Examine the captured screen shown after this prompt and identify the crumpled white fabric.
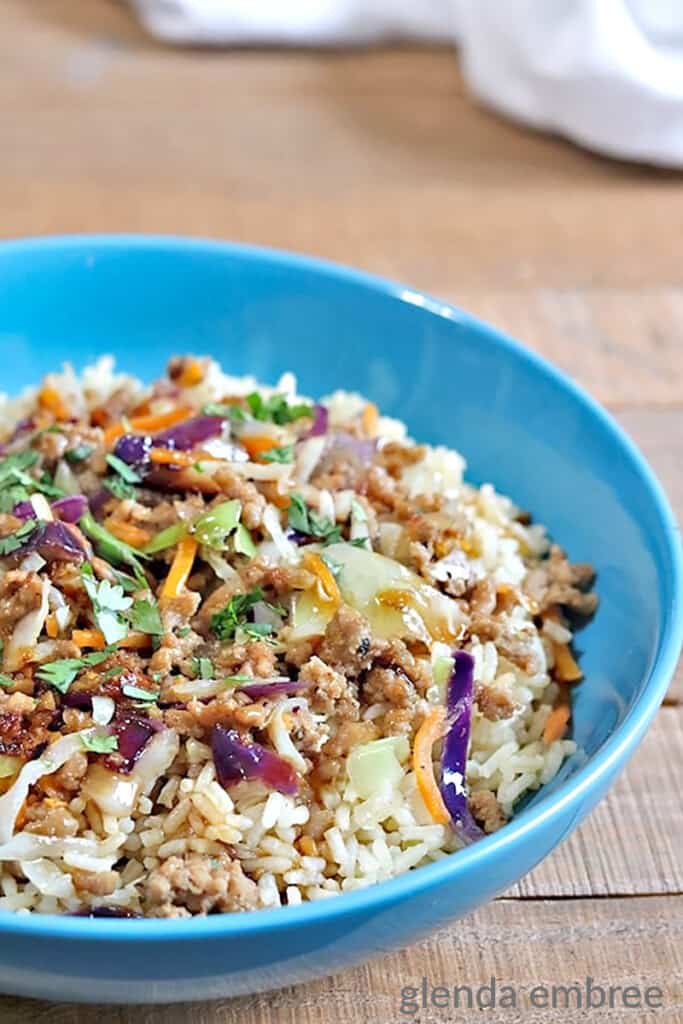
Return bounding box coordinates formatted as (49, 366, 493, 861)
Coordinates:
(132, 0, 683, 166)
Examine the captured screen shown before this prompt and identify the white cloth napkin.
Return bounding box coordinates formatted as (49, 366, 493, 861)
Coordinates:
(132, 0, 683, 166)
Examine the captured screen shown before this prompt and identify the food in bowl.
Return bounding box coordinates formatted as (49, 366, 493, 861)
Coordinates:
(0, 356, 596, 918)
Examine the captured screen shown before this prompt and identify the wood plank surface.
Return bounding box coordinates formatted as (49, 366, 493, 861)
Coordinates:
(4, 896, 681, 1024)
(0, 0, 681, 1020)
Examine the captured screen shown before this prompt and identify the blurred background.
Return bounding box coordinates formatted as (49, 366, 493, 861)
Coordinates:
(2, 0, 682, 413)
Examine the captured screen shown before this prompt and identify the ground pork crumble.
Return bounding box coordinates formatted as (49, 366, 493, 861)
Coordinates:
(0, 356, 596, 917)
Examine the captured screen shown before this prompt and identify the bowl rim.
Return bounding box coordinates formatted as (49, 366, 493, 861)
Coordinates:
(0, 232, 680, 942)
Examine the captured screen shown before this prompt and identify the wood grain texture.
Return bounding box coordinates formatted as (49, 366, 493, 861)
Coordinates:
(0, 1, 682, 1019)
(3, 896, 681, 1024)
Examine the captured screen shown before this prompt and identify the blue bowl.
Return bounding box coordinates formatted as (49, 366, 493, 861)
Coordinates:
(0, 236, 680, 1004)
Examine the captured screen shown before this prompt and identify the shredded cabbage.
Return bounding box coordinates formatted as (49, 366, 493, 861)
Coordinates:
(347, 736, 409, 798)
(0, 730, 84, 843)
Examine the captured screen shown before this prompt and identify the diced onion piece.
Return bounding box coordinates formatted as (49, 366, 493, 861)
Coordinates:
(129, 728, 180, 796)
(19, 551, 46, 574)
(29, 493, 53, 522)
(20, 858, 76, 899)
(0, 731, 87, 843)
(82, 763, 140, 818)
(347, 737, 409, 798)
(4, 578, 50, 672)
(295, 436, 326, 484)
(263, 505, 298, 564)
(267, 698, 309, 773)
(92, 695, 115, 726)
(0, 755, 21, 780)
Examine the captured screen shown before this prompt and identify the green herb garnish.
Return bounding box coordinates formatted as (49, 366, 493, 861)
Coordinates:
(245, 392, 312, 426)
(0, 518, 39, 556)
(36, 650, 110, 694)
(202, 402, 246, 422)
(259, 444, 295, 464)
(241, 623, 273, 640)
(79, 512, 149, 581)
(81, 568, 133, 645)
(121, 682, 160, 703)
(80, 732, 119, 755)
(210, 587, 265, 642)
(129, 598, 163, 636)
(143, 521, 187, 556)
(192, 656, 214, 679)
(65, 444, 94, 465)
(0, 674, 14, 688)
(287, 493, 341, 545)
(193, 500, 241, 550)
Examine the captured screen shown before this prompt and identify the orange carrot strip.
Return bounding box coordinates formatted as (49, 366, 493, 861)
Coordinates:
(103, 518, 151, 549)
(412, 706, 450, 825)
(161, 534, 198, 601)
(72, 628, 106, 650)
(38, 386, 70, 422)
(302, 551, 341, 607)
(552, 642, 583, 682)
(177, 359, 205, 388)
(148, 448, 196, 468)
(241, 434, 281, 462)
(118, 631, 154, 651)
(45, 614, 59, 639)
(543, 703, 571, 744)
(103, 406, 194, 448)
(361, 401, 379, 437)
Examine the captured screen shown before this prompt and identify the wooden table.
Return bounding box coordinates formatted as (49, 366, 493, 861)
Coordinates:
(1, 2, 682, 1021)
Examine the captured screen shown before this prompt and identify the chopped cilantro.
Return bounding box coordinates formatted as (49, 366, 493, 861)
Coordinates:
(202, 402, 246, 422)
(0, 518, 39, 556)
(241, 622, 273, 640)
(176, 626, 191, 638)
(210, 587, 265, 642)
(65, 444, 94, 464)
(245, 392, 312, 426)
(121, 682, 160, 703)
(0, 674, 14, 688)
(259, 444, 294, 464)
(80, 732, 118, 754)
(104, 475, 137, 501)
(101, 666, 125, 680)
(0, 450, 39, 489)
(36, 650, 110, 694)
(349, 537, 370, 549)
(287, 493, 342, 545)
(81, 569, 133, 645)
(0, 484, 30, 514)
(35, 471, 65, 499)
(129, 598, 163, 636)
(223, 673, 253, 686)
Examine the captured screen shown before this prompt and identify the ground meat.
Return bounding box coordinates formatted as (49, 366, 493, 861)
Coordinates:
(0, 570, 45, 645)
(365, 466, 444, 519)
(210, 639, 278, 679)
(0, 690, 57, 759)
(143, 851, 259, 917)
(523, 544, 597, 617)
(213, 468, 267, 530)
(39, 750, 89, 798)
(376, 442, 426, 478)
(70, 868, 119, 896)
(160, 590, 202, 633)
(318, 606, 374, 678)
(372, 638, 431, 692)
(298, 656, 360, 719)
(468, 578, 497, 616)
(470, 790, 507, 833)
(24, 799, 79, 838)
(0, 513, 22, 538)
(469, 615, 543, 676)
(474, 683, 516, 721)
(191, 580, 243, 637)
(240, 558, 314, 597)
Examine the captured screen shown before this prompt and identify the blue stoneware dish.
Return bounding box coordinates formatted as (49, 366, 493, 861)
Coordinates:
(0, 236, 680, 1004)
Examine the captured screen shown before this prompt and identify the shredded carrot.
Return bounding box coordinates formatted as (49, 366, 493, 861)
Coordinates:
(177, 359, 205, 388)
(361, 401, 379, 437)
(45, 614, 59, 639)
(241, 434, 281, 462)
(72, 628, 106, 650)
(103, 518, 151, 549)
(72, 628, 153, 652)
(103, 405, 194, 447)
(161, 534, 198, 601)
(148, 447, 195, 468)
(543, 703, 571, 744)
(302, 551, 341, 607)
(552, 642, 583, 682)
(129, 398, 152, 418)
(38, 385, 70, 422)
(412, 706, 450, 825)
